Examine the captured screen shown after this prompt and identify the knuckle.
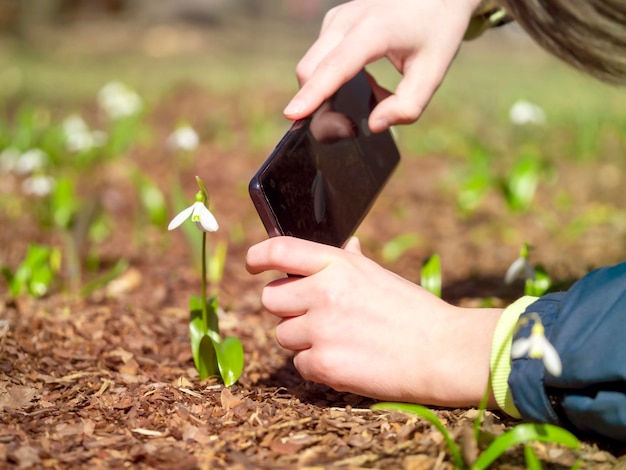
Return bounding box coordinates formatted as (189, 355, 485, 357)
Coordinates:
(266, 238, 289, 266)
(394, 103, 422, 123)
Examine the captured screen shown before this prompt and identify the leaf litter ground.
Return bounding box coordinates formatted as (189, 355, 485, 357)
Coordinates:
(2, 86, 626, 469)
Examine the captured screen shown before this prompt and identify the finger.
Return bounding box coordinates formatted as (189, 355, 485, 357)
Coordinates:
(246, 236, 339, 277)
(261, 276, 310, 318)
(275, 316, 312, 351)
(363, 70, 392, 104)
(295, 29, 344, 86)
(284, 33, 385, 120)
(368, 55, 449, 132)
(343, 236, 362, 254)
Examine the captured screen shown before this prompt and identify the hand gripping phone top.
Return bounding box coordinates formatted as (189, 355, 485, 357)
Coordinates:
(249, 71, 400, 247)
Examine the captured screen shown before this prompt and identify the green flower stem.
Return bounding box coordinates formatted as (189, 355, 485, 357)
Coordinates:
(201, 231, 207, 330)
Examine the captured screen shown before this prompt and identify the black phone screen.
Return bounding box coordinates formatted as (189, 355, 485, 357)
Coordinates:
(250, 71, 400, 247)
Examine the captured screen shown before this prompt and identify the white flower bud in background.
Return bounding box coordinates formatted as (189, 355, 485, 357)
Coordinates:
(14, 148, 47, 175)
(98, 81, 143, 120)
(62, 115, 107, 152)
(21, 175, 56, 197)
(509, 100, 546, 126)
(167, 125, 200, 152)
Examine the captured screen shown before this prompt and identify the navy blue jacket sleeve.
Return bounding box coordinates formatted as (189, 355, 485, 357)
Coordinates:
(509, 261, 626, 442)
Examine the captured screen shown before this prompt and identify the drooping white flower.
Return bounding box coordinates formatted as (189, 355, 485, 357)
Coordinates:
(62, 115, 107, 152)
(14, 148, 47, 175)
(509, 100, 546, 126)
(511, 320, 562, 376)
(504, 256, 535, 285)
(168, 191, 218, 232)
(167, 125, 200, 152)
(21, 174, 55, 197)
(504, 243, 535, 284)
(98, 81, 143, 120)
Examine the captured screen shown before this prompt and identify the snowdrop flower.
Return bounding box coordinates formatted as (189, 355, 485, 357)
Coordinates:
(14, 148, 47, 175)
(21, 175, 55, 197)
(504, 242, 535, 284)
(511, 317, 562, 376)
(62, 115, 107, 152)
(168, 191, 218, 233)
(98, 81, 143, 120)
(0, 147, 20, 173)
(509, 100, 546, 126)
(167, 125, 199, 152)
(504, 256, 535, 284)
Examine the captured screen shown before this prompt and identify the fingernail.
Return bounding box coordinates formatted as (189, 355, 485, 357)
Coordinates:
(284, 100, 305, 116)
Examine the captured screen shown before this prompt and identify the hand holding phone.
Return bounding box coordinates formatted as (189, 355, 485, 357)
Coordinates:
(249, 71, 400, 247)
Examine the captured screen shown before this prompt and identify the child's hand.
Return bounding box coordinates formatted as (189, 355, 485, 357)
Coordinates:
(246, 236, 502, 407)
(283, 0, 481, 132)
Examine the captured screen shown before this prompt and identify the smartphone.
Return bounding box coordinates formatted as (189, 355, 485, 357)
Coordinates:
(249, 71, 400, 247)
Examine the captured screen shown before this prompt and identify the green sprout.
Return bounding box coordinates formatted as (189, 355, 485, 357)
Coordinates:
(456, 147, 493, 215)
(381, 233, 423, 264)
(2, 243, 61, 298)
(501, 152, 543, 213)
(168, 176, 243, 386)
(421, 253, 442, 298)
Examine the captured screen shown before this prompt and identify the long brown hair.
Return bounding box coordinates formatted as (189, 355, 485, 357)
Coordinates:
(499, 0, 626, 85)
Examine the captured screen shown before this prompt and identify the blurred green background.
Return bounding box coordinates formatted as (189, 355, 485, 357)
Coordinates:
(2, 0, 626, 293)
(2, 0, 626, 162)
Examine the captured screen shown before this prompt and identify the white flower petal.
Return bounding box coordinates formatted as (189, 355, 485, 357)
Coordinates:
(192, 203, 219, 232)
(511, 337, 530, 359)
(541, 339, 562, 376)
(504, 258, 525, 284)
(167, 204, 194, 231)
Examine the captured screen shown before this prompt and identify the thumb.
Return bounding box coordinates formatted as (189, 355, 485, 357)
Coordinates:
(344, 236, 362, 254)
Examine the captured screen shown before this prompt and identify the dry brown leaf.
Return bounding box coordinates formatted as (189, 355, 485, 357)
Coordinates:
(403, 454, 437, 470)
(12, 445, 40, 469)
(106, 267, 142, 297)
(0, 385, 38, 410)
(220, 387, 243, 410)
(269, 437, 305, 455)
(55, 422, 86, 438)
(107, 347, 134, 363)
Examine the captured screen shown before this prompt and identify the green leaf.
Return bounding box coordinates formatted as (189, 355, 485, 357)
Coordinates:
(137, 175, 167, 226)
(503, 154, 541, 212)
(196, 334, 218, 380)
(381, 233, 422, 263)
(525, 265, 552, 297)
(51, 177, 78, 229)
(79, 258, 129, 297)
(472, 423, 580, 469)
(372, 402, 465, 469)
(212, 336, 244, 387)
(189, 294, 220, 376)
(524, 444, 542, 470)
(189, 295, 207, 371)
(208, 240, 228, 286)
(8, 244, 58, 298)
(421, 254, 442, 298)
